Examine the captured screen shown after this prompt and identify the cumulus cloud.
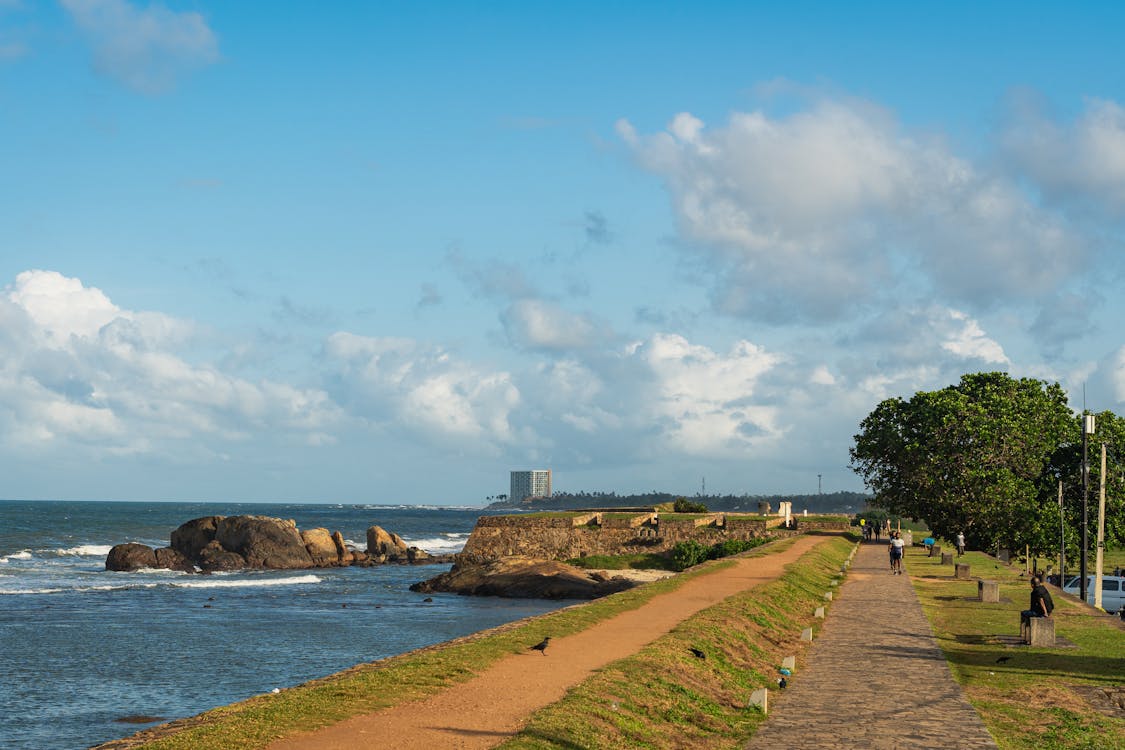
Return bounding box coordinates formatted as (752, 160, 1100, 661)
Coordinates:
(619, 99, 1083, 322)
(0, 270, 339, 455)
(61, 0, 219, 93)
(1001, 94, 1125, 214)
(501, 299, 612, 352)
(324, 332, 521, 447)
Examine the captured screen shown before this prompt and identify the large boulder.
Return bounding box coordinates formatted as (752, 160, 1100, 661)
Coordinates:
(170, 516, 223, 559)
(367, 525, 409, 560)
(410, 556, 638, 599)
(215, 515, 314, 569)
(197, 540, 247, 572)
(106, 543, 157, 571)
(154, 546, 195, 573)
(301, 527, 339, 567)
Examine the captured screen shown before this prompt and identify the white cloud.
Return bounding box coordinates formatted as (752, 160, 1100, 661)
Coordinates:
(939, 309, 1009, 364)
(500, 299, 611, 352)
(324, 332, 521, 446)
(1001, 96, 1125, 213)
(0, 270, 339, 456)
(61, 0, 219, 93)
(620, 99, 1083, 321)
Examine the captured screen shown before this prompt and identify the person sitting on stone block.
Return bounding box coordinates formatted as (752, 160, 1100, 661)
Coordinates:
(1020, 576, 1054, 627)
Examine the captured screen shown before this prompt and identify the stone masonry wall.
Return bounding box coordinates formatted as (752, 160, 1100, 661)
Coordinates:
(458, 512, 776, 564)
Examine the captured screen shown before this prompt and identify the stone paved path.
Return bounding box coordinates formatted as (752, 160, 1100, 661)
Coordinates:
(744, 541, 999, 750)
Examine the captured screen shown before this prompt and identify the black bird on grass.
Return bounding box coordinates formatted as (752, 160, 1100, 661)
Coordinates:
(689, 647, 706, 660)
(530, 636, 551, 655)
(776, 677, 787, 689)
(995, 656, 1011, 664)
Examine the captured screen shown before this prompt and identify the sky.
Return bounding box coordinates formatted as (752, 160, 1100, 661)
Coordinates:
(3, 1, 1125, 505)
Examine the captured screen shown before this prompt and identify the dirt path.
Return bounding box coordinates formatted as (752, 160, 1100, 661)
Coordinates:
(268, 534, 831, 750)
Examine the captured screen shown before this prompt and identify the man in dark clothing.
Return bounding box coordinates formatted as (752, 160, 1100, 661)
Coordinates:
(1020, 576, 1054, 627)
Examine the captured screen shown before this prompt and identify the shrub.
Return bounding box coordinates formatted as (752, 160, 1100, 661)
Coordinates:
(673, 497, 708, 513)
(707, 538, 765, 559)
(670, 540, 709, 571)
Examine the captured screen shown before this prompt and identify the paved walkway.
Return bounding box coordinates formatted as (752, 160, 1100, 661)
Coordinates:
(745, 541, 998, 750)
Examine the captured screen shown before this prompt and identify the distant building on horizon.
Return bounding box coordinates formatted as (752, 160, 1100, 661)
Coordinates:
(510, 469, 552, 503)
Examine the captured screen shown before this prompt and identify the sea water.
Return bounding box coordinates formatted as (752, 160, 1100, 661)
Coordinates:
(0, 500, 563, 750)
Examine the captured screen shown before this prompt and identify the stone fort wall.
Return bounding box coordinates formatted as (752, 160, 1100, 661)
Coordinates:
(458, 511, 849, 563)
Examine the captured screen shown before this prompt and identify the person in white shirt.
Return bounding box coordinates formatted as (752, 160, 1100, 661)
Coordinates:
(889, 531, 906, 574)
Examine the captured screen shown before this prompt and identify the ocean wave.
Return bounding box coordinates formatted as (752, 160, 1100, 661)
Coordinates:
(0, 550, 33, 563)
(171, 574, 321, 589)
(405, 533, 470, 553)
(0, 574, 322, 595)
(53, 544, 114, 557)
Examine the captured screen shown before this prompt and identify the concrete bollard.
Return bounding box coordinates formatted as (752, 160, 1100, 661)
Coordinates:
(749, 688, 768, 713)
(801, 627, 813, 641)
(929, 544, 942, 558)
(829, 579, 838, 587)
(782, 656, 796, 670)
(978, 579, 999, 603)
(814, 606, 825, 618)
(941, 552, 954, 565)
(824, 591, 833, 601)
(955, 563, 971, 579)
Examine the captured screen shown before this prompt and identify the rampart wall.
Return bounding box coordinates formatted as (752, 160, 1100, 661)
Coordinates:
(457, 511, 842, 563)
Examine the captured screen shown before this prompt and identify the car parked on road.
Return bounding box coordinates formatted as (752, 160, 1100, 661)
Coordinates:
(1061, 574, 1125, 614)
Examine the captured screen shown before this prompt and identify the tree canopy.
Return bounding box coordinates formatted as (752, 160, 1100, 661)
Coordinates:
(850, 372, 1124, 556)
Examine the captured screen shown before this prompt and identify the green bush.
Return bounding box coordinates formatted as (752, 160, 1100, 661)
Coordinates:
(670, 540, 709, 571)
(707, 538, 765, 559)
(673, 497, 708, 513)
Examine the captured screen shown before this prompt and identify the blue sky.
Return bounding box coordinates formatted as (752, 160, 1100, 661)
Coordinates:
(3, 1, 1125, 505)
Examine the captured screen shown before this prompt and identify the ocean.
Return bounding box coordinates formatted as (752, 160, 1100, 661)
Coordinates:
(0, 500, 564, 750)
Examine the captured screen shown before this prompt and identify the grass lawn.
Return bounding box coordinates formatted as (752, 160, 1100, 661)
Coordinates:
(907, 547, 1125, 750)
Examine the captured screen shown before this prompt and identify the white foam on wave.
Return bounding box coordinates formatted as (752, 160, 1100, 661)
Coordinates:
(0, 587, 65, 595)
(171, 574, 321, 590)
(0, 550, 33, 563)
(405, 533, 470, 553)
(54, 544, 114, 557)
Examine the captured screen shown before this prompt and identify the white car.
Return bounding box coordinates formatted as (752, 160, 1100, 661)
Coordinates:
(1061, 575, 1125, 614)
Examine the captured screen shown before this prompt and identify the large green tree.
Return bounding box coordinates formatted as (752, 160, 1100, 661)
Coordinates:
(850, 372, 1074, 553)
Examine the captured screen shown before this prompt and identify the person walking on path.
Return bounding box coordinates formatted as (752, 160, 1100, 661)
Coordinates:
(956, 532, 966, 556)
(889, 531, 905, 574)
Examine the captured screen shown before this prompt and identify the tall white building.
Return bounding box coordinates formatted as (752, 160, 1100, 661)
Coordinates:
(510, 469, 552, 502)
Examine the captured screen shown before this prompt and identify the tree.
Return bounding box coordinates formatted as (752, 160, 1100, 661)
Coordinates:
(850, 372, 1073, 554)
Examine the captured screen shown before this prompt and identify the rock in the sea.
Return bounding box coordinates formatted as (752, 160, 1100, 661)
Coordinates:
(154, 546, 195, 572)
(301, 527, 339, 567)
(170, 516, 223, 559)
(367, 525, 409, 560)
(106, 543, 157, 571)
(198, 539, 247, 572)
(407, 547, 432, 563)
(410, 556, 637, 599)
(216, 515, 314, 569)
(331, 531, 353, 565)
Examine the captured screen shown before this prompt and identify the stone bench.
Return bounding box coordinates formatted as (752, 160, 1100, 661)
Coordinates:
(977, 579, 999, 603)
(955, 563, 971, 579)
(1020, 616, 1055, 646)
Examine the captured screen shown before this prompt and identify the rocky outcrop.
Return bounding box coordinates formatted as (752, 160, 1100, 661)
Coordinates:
(106, 543, 158, 571)
(410, 556, 638, 599)
(107, 515, 450, 573)
(367, 525, 410, 560)
(215, 516, 313, 569)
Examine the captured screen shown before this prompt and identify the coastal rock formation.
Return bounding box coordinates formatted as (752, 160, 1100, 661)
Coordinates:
(215, 515, 313, 569)
(106, 515, 451, 573)
(106, 543, 158, 571)
(410, 556, 638, 599)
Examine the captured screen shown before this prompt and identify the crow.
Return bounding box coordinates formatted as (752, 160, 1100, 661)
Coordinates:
(995, 656, 1011, 664)
(776, 677, 787, 689)
(530, 636, 551, 655)
(689, 647, 706, 660)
